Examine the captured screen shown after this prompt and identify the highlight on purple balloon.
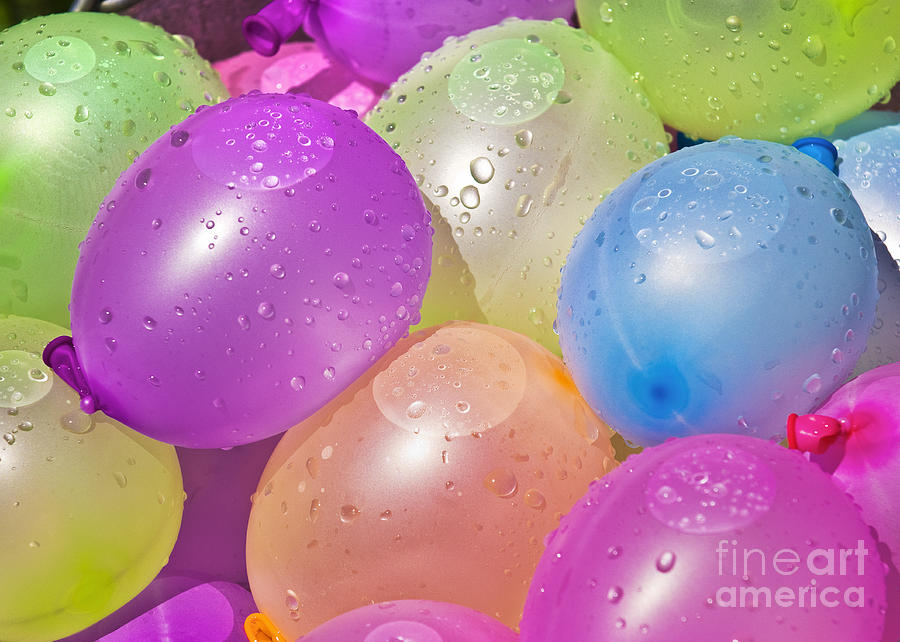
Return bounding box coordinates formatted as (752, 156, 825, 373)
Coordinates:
(243, 0, 575, 84)
(166, 434, 282, 584)
(790, 362, 900, 641)
(520, 433, 887, 641)
(248, 600, 518, 641)
(97, 582, 256, 642)
(48, 92, 432, 449)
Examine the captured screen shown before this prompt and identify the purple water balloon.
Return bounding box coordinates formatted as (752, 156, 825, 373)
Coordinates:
(53, 92, 432, 448)
(97, 582, 255, 642)
(243, 0, 574, 85)
(520, 434, 887, 641)
(294, 600, 518, 642)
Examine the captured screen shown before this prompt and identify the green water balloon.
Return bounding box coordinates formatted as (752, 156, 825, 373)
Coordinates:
(0, 12, 227, 327)
(0, 314, 183, 642)
(578, 0, 900, 142)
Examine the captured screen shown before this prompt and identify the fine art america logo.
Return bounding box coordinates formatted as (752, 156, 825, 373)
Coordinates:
(715, 539, 871, 608)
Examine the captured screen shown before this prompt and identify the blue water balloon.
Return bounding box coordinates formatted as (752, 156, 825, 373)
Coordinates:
(557, 137, 878, 446)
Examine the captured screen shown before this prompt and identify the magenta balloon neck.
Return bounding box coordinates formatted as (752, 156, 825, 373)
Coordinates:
(786, 413, 843, 454)
(243, 0, 313, 57)
(43, 336, 97, 415)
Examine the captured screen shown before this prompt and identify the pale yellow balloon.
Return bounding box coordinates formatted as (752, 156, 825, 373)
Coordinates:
(365, 18, 667, 354)
(247, 322, 618, 636)
(0, 314, 183, 642)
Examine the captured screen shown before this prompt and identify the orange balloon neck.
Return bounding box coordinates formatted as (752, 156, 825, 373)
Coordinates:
(245, 612, 289, 642)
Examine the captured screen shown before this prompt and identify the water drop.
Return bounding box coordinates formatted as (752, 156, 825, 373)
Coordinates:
(803, 373, 822, 394)
(695, 230, 716, 249)
(470, 157, 495, 184)
(340, 505, 360, 523)
(656, 550, 676, 572)
(484, 468, 518, 498)
(460, 185, 481, 209)
(524, 489, 546, 510)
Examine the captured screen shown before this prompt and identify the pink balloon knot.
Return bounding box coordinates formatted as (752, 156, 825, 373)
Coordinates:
(42, 336, 97, 415)
(786, 413, 844, 454)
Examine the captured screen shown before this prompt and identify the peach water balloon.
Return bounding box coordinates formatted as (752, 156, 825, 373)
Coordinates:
(0, 12, 226, 327)
(52, 92, 432, 448)
(0, 315, 183, 642)
(521, 433, 887, 641)
(577, 0, 900, 142)
(246, 321, 617, 636)
(366, 18, 667, 353)
(557, 137, 878, 446)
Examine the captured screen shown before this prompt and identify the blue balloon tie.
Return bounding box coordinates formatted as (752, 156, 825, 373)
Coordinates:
(792, 137, 838, 175)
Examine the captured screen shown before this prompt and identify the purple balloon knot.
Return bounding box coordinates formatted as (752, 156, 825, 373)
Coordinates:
(243, 0, 312, 57)
(43, 336, 98, 415)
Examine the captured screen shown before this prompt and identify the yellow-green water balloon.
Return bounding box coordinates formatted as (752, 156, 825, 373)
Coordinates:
(577, 0, 900, 142)
(0, 12, 227, 327)
(366, 18, 667, 354)
(0, 314, 183, 642)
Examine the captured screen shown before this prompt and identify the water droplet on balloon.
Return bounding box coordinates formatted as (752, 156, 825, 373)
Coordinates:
(470, 157, 495, 184)
(803, 373, 823, 394)
(524, 489, 546, 510)
(694, 230, 716, 249)
(340, 504, 360, 523)
(484, 468, 518, 498)
(656, 550, 676, 572)
(333, 272, 351, 289)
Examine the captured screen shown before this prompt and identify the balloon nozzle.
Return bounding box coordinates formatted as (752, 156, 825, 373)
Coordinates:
(42, 336, 97, 414)
(792, 137, 839, 175)
(245, 612, 289, 642)
(242, 0, 311, 57)
(786, 413, 843, 454)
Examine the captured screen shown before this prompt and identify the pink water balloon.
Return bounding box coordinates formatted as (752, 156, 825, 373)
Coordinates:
(287, 600, 517, 642)
(521, 433, 887, 641)
(212, 42, 384, 116)
(791, 362, 900, 641)
(51, 92, 432, 448)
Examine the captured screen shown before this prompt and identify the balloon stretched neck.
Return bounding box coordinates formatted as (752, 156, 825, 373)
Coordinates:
(42, 336, 97, 414)
(244, 612, 289, 642)
(786, 413, 843, 454)
(243, 0, 312, 57)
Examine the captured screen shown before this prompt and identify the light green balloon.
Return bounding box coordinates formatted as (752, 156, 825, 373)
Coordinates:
(0, 314, 183, 642)
(578, 0, 900, 142)
(0, 12, 227, 327)
(366, 18, 667, 354)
